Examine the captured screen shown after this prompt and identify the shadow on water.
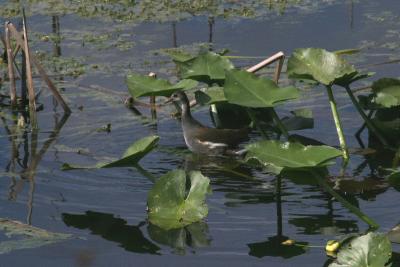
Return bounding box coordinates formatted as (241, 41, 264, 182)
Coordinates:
(62, 211, 211, 255)
(247, 175, 308, 258)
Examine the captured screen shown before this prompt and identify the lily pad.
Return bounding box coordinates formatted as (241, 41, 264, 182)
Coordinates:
(388, 171, 400, 192)
(287, 48, 360, 86)
(147, 170, 211, 230)
(0, 218, 71, 255)
(126, 73, 198, 98)
(195, 86, 226, 105)
(62, 135, 159, 170)
(329, 232, 392, 267)
(224, 69, 299, 108)
(175, 51, 234, 83)
(245, 140, 342, 174)
(281, 108, 314, 131)
(371, 78, 400, 108)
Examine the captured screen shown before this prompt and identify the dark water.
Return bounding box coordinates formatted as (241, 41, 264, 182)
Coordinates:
(0, 1, 400, 266)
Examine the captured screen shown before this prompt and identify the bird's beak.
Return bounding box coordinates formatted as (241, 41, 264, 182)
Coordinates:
(162, 97, 174, 105)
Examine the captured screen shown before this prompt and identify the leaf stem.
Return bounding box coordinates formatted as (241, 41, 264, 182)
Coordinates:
(344, 85, 389, 147)
(246, 108, 269, 139)
(271, 108, 289, 138)
(310, 169, 379, 229)
(326, 85, 349, 162)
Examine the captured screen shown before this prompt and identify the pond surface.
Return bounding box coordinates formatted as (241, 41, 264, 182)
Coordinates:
(0, 1, 400, 266)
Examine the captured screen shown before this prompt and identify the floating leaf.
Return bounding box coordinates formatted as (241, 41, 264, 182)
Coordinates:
(287, 48, 360, 86)
(224, 69, 299, 108)
(388, 224, 400, 244)
(388, 171, 400, 192)
(371, 78, 400, 108)
(62, 136, 159, 170)
(245, 140, 342, 174)
(147, 170, 210, 230)
(165, 49, 195, 62)
(281, 108, 314, 131)
(0, 218, 71, 255)
(329, 232, 392, 267)
(176, 51, 234, 83)
(126, 73, 197, 98)
(195, 86, 226, 105)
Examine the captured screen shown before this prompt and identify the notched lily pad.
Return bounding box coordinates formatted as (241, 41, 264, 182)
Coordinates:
(245, 140, 342, 174)
(281, 108, 314, 131)
(287, 48, 362, 86)
(224, 69, 299, 108)
(329, 232, 392, 267)
(62, 135, 159, 170)
(147, 169, 211, 230)
(175, 51, 234, 83)
(371, 78, 400, 108)
(126, 73, 197, 98)
(0, 218, 71, 255)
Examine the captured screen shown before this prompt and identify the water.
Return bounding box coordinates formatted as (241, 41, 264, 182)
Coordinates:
(0, 1, 399, 266)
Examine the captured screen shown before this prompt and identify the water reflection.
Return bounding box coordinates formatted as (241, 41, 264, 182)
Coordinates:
(248, 175, 308, 258)
(1, 112, 69, 224)
(63, 211, 161, 255)
(62, 211, 211, 255)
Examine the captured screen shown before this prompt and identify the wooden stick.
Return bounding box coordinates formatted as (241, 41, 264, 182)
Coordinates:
(246, 51, 285, 74)
(273, 54, 285, 84)
(7, 23, 71, 114)
(5, 22, 17, 106)
(21, 14, 38, 128)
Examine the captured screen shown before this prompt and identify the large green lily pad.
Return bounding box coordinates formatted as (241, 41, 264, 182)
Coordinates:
(371, 78, 400, 108)
(126, 73, 198, 98)
(287, 48, 360, 86)
(147, 170, 211, 230)
(176, 51, 234, 82)
(245, 140, 342, 174)
(62, 135, 159, 170)
(329, 232, 392, 267)
(224, 69, 299, 108)
(0, 218, 71, 255)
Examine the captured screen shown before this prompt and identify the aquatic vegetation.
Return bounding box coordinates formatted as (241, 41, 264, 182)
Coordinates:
(0, 218, 71, 255)
(147, 169, 211, 230)
(61, 135, 159, 170)
(328, 232, 392, 267)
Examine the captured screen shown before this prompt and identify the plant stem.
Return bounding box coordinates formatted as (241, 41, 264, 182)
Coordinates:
(326, 85, 349, 162)
(134, 164, 156, 183)
(270, 108, 289, 138)
(344, 85, 389, 147)
(246, 108, 269, 139)
(310, 170, 379, 229)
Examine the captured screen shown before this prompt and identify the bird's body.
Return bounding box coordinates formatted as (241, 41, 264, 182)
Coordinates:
(169, 91, 249, 155)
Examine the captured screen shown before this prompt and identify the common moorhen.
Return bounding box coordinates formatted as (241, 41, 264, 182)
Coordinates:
(167, 91, 249, 155)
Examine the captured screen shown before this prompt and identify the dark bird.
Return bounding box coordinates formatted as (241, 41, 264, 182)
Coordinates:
(166, 91, 249, 155)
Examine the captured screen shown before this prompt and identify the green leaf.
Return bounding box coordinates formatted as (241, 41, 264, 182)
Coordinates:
(371, 78, 400, 108)
(165, 50, 195, 62)
(62, 136, 159, 170)
(224, 69, 299, 108)
(0, 218, 71, 255)
(329, 232, 392, 267)
(388, 171, 400, 192)
(287, 48, 360, 86)
(281, 108, 314, 131)
(195, 86, 226, 105)
(126, 73, 198, 98)
(176, 51, 234, 82)
(245, 140, 342, 174)
(147, 170, 211, 230)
